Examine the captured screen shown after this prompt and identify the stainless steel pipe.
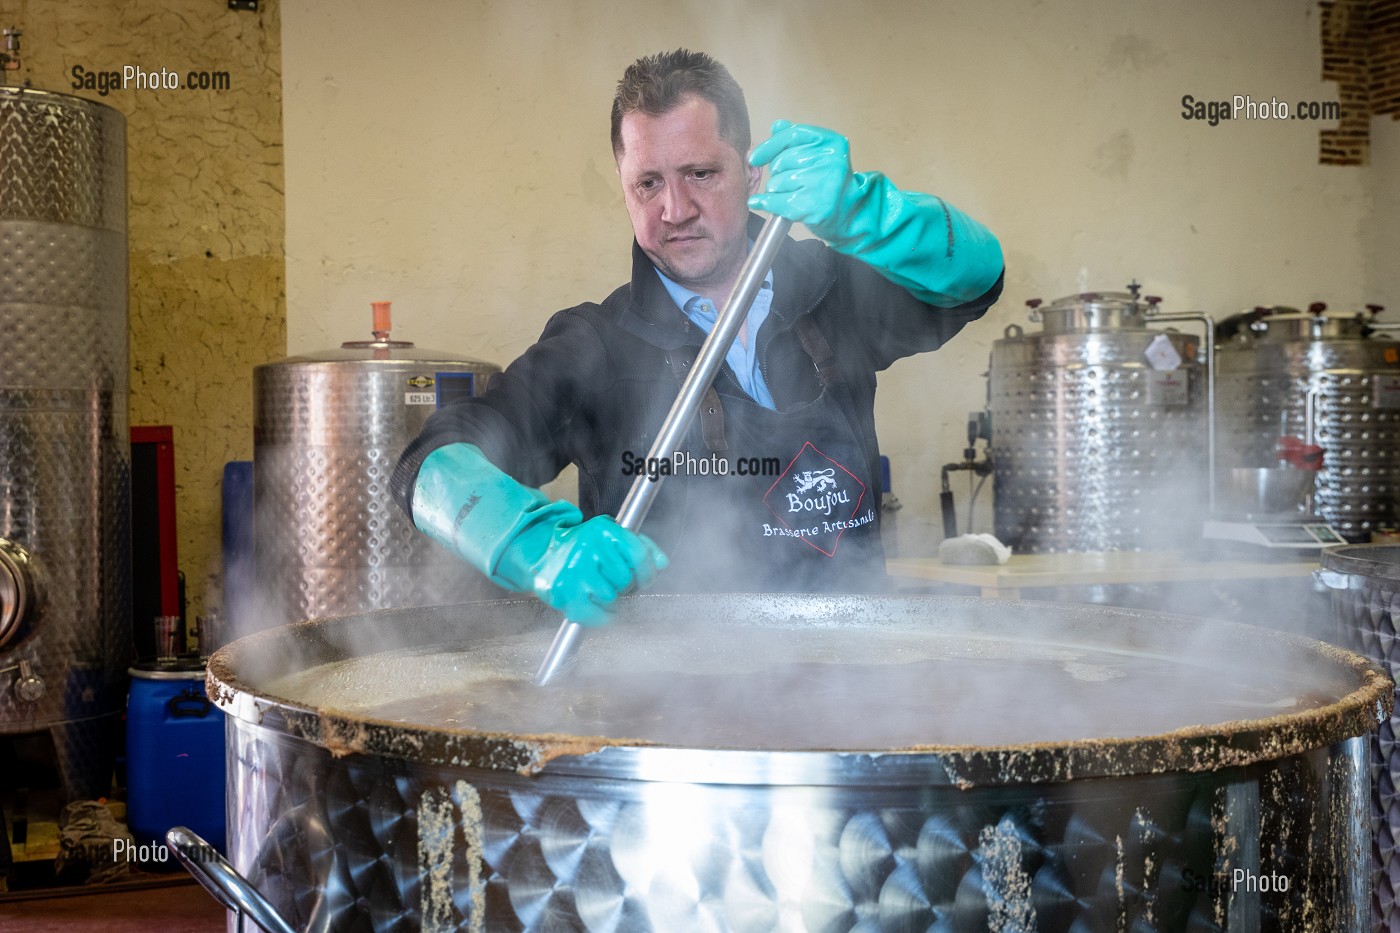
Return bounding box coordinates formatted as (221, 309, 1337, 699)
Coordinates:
(535, 214, 794, 686)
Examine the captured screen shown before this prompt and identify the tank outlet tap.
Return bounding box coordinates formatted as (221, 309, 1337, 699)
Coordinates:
(0, 659, 46, 703)
(15, 661, 44, 703)
(1, 28, 20, 73)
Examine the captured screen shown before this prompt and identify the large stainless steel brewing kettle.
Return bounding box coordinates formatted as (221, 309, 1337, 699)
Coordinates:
(1319, 544, 1400, 931)
(193, 594, 1390, 931)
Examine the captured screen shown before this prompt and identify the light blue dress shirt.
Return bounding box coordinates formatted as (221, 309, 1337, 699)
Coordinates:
(655, 265, 777, 410)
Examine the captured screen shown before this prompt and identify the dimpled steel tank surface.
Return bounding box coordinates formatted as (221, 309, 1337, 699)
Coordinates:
(988, 292, 1207, 554)
(1321, 544, 1400, 932)
(252, 338, 501, 631)
(208, 595, 1391, 932)
(0, 86, 130, 799)
(1216, 309, 1400, 542)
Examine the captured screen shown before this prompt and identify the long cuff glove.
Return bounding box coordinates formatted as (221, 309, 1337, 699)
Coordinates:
(748, 120, 1003, 307)
(411, 443, 668, 626)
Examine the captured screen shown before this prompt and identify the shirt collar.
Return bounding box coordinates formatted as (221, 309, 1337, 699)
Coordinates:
(654, 248, 774, 316)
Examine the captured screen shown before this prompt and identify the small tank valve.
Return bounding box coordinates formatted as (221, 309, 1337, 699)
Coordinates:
(340, 301, 413, 354)
(1, 28, 20, 75)
(371, 301, 392, 342)
(15, 661, 44, 703)
(0, 659, 46, 704)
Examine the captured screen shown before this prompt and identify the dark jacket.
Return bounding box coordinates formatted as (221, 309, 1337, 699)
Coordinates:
(391, 214, 1002, 548)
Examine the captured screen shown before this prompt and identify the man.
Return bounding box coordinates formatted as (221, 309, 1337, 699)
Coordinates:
(391, 49, 1002, 624)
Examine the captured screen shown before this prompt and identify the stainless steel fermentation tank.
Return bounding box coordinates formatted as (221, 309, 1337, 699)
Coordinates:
(199, 595, 1389, 932)
(1216, 305, 1400, 541)
(988, 289, 1210, 553)
(249, 309, 500, 634)
(0, 87, 130, 798)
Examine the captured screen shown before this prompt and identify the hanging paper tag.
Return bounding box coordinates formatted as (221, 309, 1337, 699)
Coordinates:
(1144, 334, 1182, 371)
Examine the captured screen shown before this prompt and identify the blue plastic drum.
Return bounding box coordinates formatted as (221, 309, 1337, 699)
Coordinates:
(126, 660, 226, 852)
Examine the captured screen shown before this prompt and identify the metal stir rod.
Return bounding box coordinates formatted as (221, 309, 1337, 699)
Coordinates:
(535, 214, 794, 686)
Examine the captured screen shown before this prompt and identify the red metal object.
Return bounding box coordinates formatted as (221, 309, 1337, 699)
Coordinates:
(1277, 434, 1326, 471)
(131, 426, 180, 618)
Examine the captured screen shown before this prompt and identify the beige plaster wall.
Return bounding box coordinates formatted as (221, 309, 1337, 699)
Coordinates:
(4, 0, 285, 624)
(282, 0, 1386, 550)
(1369, 118, 1400, 318)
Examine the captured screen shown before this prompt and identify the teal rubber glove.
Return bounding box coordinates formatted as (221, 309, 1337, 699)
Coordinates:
(748, 120, 1003, 307)
(411, 443, 668, 625)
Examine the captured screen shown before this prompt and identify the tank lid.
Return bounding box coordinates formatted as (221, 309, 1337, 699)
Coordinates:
(268, 345, 499, 366)
(0, 83, 125, 117)
(1242, 305, 1374, 341)
(264, 301, 500, 368)
(130, 658, 207, 678)
(1031, 288, 1157, 333)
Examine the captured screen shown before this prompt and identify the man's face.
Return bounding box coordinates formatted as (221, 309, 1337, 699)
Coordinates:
(616, 95, 762, 297)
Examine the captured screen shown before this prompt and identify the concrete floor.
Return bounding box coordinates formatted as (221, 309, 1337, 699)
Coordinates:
(0, 878, 225, 931)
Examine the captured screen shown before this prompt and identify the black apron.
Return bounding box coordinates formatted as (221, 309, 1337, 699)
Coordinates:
(649, 317, 886, 594)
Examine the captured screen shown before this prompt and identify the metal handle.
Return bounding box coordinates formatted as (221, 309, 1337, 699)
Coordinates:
(166, 826, 297, 933)
(167, 688, 213, 718)
(535, 214, 794, 686)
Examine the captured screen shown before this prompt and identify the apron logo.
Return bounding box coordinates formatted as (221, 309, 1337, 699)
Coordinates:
(763, 442, 869, 557)
(786, 467, 849, 516)
(792, 469, 837, 496)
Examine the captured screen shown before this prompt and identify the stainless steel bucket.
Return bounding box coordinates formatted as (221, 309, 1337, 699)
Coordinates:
(1320, 544, 1400, 931)
(1220, 466, 1316, 516)
(206, 595, 1389, 932)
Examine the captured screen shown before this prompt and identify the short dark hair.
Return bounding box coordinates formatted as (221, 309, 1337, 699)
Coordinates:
(610, 49, 751, 160)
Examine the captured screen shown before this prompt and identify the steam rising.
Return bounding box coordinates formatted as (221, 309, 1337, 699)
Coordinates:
(250, 595, 1362, 754)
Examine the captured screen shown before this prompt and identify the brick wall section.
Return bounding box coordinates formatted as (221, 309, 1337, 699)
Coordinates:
(1321, 0, 1373, 164)
(1320, 0, 1400, 165)
(1373, 0, 1400, 117)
